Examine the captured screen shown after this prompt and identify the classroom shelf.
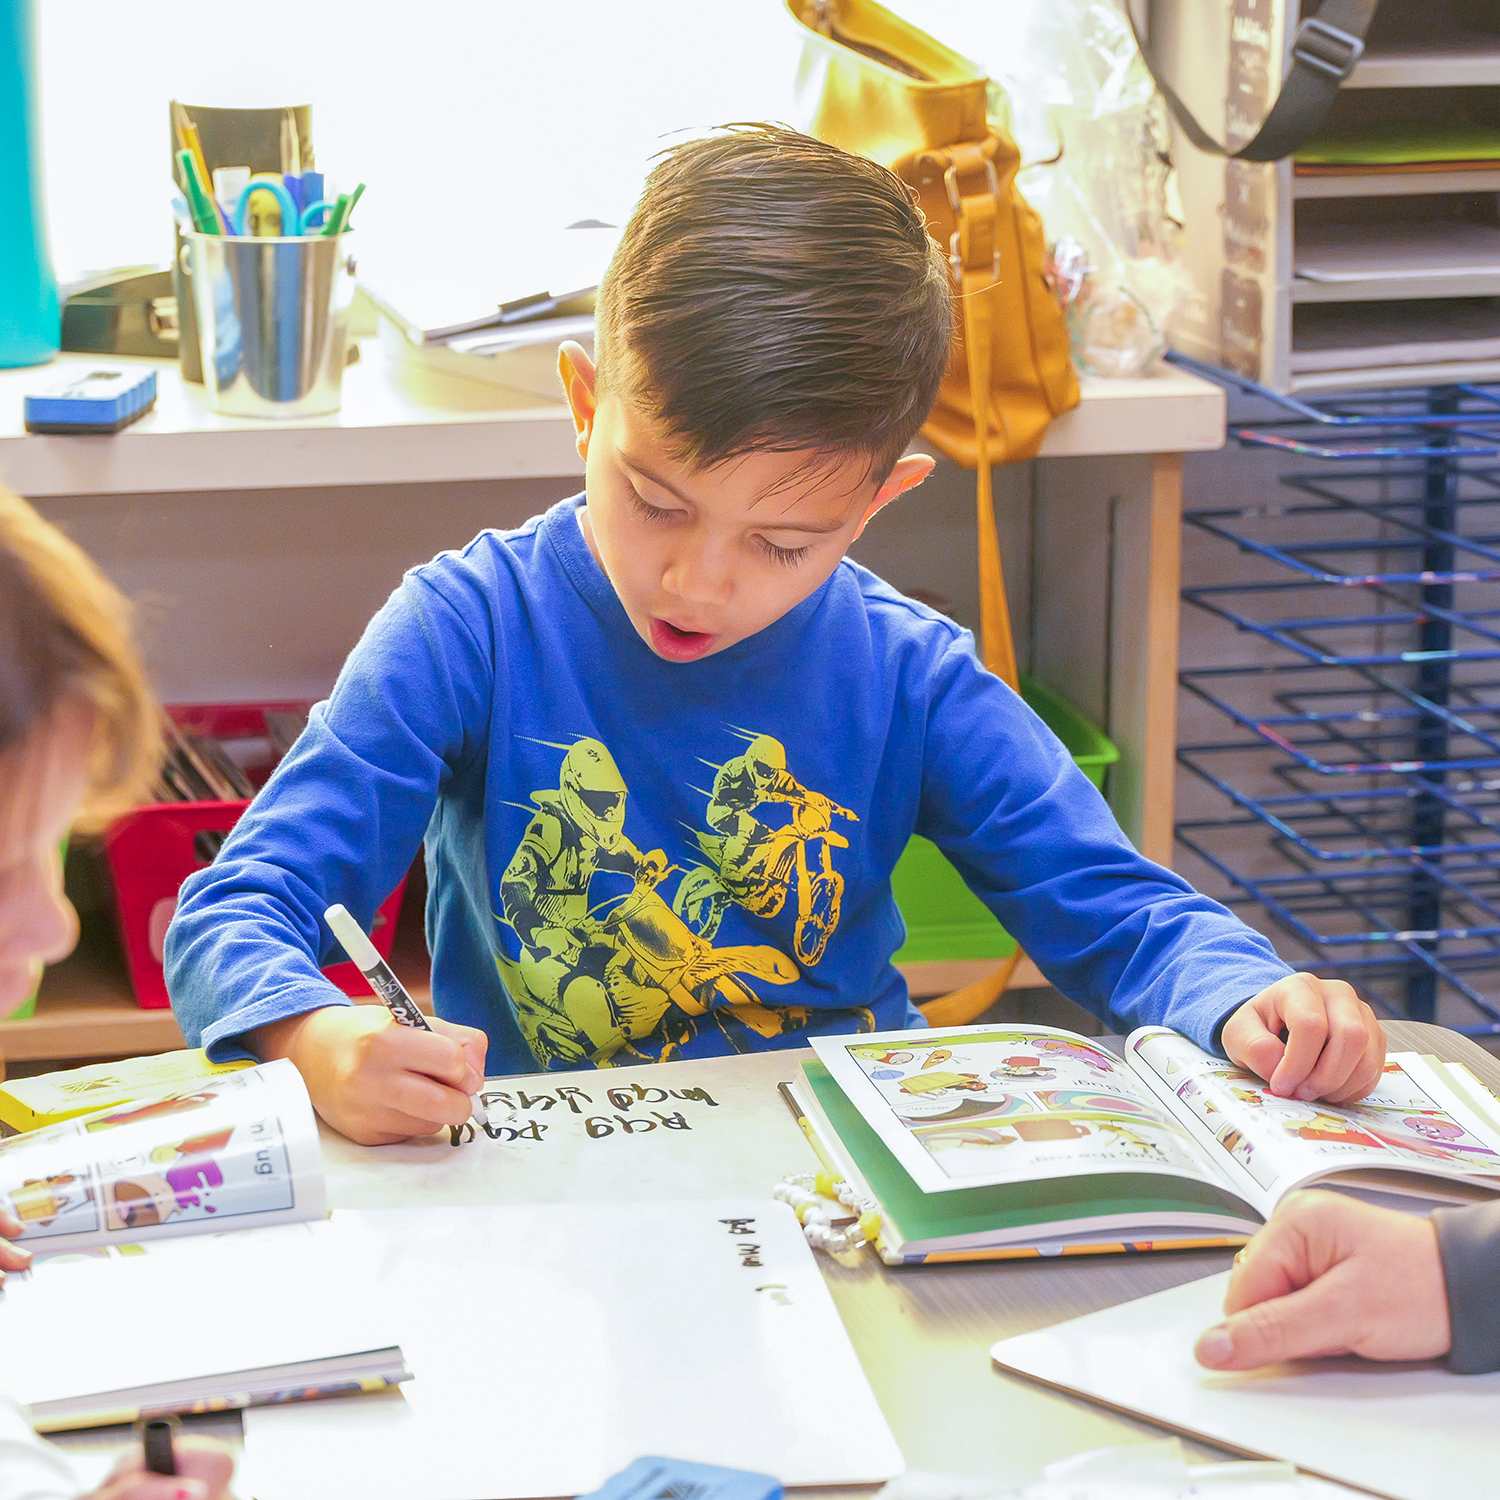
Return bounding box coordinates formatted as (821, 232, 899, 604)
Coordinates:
(1293, 167, 1500, 200)
(1292, 273, 1500, 303)
(0, 346, 1225, 499)
(1348, 39, 1500, 91)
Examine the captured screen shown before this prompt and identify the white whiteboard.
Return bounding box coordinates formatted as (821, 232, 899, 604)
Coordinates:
(240, 1200, 903, 1500)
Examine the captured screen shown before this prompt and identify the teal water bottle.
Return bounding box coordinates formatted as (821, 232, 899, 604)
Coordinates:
(0, 0, 58, 367)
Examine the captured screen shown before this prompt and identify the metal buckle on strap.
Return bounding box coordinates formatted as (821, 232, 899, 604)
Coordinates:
(943, 159, 1002, 278)
(1292, 16, 1364, 81)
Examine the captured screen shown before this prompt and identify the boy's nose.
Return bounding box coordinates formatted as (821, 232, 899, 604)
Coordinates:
(661, 541, 734, 608)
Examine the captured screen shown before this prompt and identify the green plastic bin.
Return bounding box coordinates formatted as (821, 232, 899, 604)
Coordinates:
(890, 677, 1118, 965)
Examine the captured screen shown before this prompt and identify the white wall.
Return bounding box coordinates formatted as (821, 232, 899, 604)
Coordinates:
(38, 2, 808, 286)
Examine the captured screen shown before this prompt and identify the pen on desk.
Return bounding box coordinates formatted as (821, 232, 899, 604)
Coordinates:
(140, 1416, 178, 1476)
(324, 903, 490, 1129)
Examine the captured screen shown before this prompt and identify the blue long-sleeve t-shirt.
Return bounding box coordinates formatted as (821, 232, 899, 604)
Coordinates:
(167, 496, 1292, 1075)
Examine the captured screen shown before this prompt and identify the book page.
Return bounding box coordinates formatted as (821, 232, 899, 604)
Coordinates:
(1127, 1028, 1500, 1211)
(808, 1025, 1230, 1196)
(0, 1059, 324, 1253)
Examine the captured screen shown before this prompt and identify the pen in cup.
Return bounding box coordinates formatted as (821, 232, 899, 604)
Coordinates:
(323, 903, 490, 1131)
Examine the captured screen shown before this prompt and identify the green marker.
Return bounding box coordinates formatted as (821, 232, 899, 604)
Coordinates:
(177, 149, 220, 234)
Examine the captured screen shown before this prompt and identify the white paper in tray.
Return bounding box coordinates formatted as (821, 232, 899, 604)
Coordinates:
(240, 1201, 903, 1500)
(991, 1271, 1500, 1500)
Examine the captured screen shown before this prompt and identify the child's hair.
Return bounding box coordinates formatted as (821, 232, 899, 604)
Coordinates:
(0, 486, 160, 829)
(595, 123, 953, 481)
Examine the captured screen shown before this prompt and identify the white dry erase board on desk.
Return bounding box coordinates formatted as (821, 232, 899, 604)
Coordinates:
(990, 1271, 1500, 1500)
(239, 1200, 903, 1500)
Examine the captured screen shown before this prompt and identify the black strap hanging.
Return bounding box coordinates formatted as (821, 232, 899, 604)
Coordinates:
(1127, 0, 1381, 163)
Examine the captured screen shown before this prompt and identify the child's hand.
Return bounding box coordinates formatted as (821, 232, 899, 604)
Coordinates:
(87, 1437, 236, 1500)
(1221, 974, 1384, 1103)
(251, 1005, 488, 1146)
(0, 1204, 34, 1284)
(1195, 1191, 1450, 1370)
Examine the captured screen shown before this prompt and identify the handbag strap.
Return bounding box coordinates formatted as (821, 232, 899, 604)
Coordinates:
(1126, 0, 1380, 163)
(941, 143, 1020, 689)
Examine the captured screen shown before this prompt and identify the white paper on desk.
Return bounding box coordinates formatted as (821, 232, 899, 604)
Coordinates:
(990, 1271, 1500, 1500)
(240, 1200, 902, 1500)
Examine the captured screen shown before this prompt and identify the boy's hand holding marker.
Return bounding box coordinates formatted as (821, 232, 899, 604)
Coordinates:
(250, 1006, 487, 1147)
(250, 906, 488, 1147)
(1221, 973, 1385, 1104)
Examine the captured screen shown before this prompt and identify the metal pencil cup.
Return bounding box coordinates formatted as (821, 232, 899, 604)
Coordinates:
(184, 231, 355, 418)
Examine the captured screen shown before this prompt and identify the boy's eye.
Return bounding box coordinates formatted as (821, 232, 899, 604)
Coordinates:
(757, 536, 812, 568)
(628, 490, 680, 523)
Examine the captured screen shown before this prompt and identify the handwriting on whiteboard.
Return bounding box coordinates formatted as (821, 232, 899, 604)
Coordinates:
(449, 1083, 720, 1146)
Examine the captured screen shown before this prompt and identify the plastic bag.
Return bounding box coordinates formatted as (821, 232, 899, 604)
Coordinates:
(896, 0, 1194, 378)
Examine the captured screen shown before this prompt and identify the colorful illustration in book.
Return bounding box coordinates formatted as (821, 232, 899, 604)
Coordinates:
(84, 1091, 217, 1133)
(5, 1173, 99, 1239)
(497, 734, 865, 1068)
(1033, 1038, 1119, 1075)
(990, 1055, 1057, 1082)
(899, 1071, 988, 1095)
(921, 1049, 954, 1070)
(100, 1118, 296, 1234)
(1038, 1089, 1156, 1118)
(868, 1050, 914, 1066)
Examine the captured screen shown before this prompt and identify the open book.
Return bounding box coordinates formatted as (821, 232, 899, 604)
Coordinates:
(0, 1057, 323, 1252)
(791, 1024, 1500, 1264)
(0, 1060, 409, 1430)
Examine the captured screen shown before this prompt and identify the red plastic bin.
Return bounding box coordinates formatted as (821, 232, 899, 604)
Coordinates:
(103, 702, 406, 1010)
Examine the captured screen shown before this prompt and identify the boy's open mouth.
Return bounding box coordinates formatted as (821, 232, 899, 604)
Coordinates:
(649, 617, 716, 662)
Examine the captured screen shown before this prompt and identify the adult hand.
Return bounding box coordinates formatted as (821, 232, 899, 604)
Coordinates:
(86, 1437, 235, 1500)
(1222, 973, 1384, 1102)
(0, 1204, 33, 1284)
(1195, 1192, 1451, 1370)
(250, 1005, 488, 1146)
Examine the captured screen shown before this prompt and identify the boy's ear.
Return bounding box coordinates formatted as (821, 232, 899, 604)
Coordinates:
(557, 341, 598, 458)
(855, 454, 934, 539)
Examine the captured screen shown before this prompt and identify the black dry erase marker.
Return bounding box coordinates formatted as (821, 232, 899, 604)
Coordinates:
(141, 1416, 178, 1476)
(324, 903, 490, 1129)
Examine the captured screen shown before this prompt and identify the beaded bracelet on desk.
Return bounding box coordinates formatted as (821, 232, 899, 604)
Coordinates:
(773, 1170, 881, 1255)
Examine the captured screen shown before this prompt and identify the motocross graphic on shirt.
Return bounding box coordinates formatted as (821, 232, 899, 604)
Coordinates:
(496, 731, 871, 1068)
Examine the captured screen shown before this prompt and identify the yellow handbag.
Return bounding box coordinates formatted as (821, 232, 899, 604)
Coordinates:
(787, 0, 1080, 688)
(788, 0, 1081, 1024)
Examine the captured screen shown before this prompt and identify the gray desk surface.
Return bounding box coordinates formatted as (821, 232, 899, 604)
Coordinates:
(54, 1020, 1500, 1494)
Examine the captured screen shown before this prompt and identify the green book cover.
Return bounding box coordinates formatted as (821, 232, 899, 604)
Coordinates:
(802, 1059, 1256, 1249)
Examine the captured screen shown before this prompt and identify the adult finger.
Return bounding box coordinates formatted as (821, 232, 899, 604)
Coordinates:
(1196, 1274, 1355, 1369)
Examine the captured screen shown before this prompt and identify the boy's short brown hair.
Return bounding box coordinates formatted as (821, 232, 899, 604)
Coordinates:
(0, 486, 159, 829)
(595, 123, 952, 481)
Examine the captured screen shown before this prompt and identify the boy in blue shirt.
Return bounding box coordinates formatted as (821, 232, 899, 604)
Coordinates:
(167, 126, 1385, 1145)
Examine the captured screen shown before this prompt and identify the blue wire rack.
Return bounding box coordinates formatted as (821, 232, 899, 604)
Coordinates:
(1169, 355, 1500, 1036)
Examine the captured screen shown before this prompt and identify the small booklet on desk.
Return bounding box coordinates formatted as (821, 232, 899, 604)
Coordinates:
(7, 1221, 407, 1432)
(788, 1024, 1500, 1265)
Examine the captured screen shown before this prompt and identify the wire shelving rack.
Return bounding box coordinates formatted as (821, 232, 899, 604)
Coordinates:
(1170, 356, 1500, 1036)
